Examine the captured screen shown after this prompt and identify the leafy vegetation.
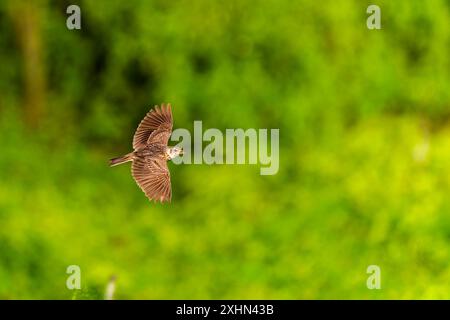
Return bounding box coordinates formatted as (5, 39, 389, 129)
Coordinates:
(0, 0, 449, 299)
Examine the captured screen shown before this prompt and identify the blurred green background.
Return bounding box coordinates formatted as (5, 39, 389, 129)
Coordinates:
(0, 0, 449, 299)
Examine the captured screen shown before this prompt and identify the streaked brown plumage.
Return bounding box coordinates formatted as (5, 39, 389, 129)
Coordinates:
(110, 104, 183, 203)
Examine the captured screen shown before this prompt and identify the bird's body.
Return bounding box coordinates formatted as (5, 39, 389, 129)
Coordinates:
(109, 104, 182, 203)
(135, 143, 168, 160)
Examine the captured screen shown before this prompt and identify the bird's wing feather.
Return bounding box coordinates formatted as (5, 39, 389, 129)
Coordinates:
(146, 123, 173, 145)
(133, 104, 173, 150)
(131, 157, 172, 202)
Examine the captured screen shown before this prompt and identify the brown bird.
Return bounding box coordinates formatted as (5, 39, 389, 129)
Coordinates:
(109, 104, 183, 202)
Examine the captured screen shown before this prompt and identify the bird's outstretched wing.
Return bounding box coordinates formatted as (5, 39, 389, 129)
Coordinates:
(133, 104, 173, 150)
(131, 157, 171, 202)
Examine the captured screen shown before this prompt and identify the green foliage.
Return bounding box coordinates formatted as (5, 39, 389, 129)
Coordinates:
(0, 0, 449, 299)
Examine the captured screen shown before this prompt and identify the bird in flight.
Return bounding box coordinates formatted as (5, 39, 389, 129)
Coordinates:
(109, 104, 183, 202)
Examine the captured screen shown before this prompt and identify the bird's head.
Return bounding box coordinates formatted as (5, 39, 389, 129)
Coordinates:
(166, 146, 184, 160)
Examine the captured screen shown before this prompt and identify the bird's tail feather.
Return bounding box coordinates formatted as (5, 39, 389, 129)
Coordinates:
(109, 153, 134, 167)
